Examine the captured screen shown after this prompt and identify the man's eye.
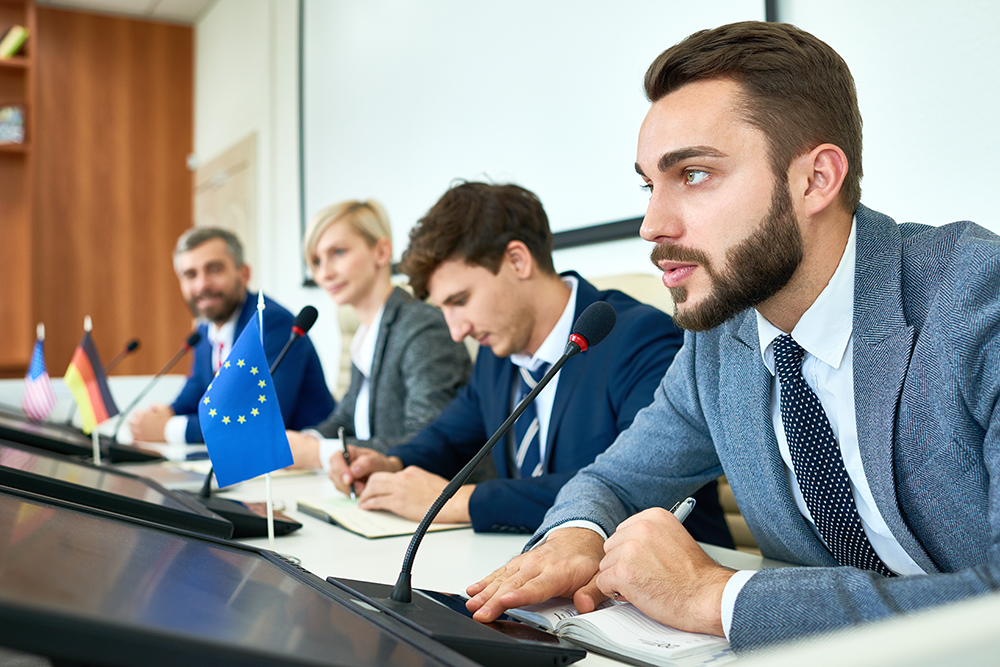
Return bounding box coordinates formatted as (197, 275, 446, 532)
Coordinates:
(685, 170, 708, 185)
(640, 182, 652, 193)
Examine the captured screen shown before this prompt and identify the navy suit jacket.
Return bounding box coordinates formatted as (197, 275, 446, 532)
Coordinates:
(535, 207, 1000, 650)
(388, 273, 731, 546)
(171, 292, 335, 442)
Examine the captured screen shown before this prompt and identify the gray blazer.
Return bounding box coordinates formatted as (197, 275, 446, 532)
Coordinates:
(532, 205, 1000, 650)
(316, 287, 471, 453)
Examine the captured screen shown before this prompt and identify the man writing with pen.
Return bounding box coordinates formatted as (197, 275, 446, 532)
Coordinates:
(462, 21, 1000, 652)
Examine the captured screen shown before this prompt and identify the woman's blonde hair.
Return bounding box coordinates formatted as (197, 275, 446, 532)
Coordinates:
(303, 199, 392, 268)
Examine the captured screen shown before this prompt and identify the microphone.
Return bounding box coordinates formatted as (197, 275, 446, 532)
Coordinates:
(111, 332, 201, 443)
(104, 339, 140, 374)
(197, 306, 319, 504)
(269, 306, 319, 374)
(391, 300, 616, 602)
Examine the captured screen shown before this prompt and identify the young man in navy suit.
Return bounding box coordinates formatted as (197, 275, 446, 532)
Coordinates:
(329, 181, 732, 546)
(465, 21, 1000, 652)
(129, 227, 334, 443)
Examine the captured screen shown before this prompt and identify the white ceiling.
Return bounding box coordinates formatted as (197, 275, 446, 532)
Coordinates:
(37, 0, 214, 24)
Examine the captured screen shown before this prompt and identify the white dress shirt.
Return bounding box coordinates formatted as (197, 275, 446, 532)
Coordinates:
(508, 275, 578, 462)
(316, 304, 386, 473)
(720, 217, 924, 637)
(163, 309, 239, 444)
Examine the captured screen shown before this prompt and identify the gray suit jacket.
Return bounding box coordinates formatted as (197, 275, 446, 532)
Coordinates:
(316, 287, 471, 453)
(532, 205, 1000, 650)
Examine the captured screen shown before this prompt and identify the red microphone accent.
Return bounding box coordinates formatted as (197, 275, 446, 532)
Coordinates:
(291, 326, 306, 338)
(569, 333, 588, 352)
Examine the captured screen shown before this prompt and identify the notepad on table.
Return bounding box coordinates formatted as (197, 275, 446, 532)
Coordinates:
(506, 597, 735, 667)
(297, 496, 471, 539)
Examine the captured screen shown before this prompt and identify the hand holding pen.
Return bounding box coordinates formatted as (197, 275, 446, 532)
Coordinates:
(604, 496, 698, 604)
(339, 427, 357, 501)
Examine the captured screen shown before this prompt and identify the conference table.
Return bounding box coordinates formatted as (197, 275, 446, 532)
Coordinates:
(220, 468, 791, 666)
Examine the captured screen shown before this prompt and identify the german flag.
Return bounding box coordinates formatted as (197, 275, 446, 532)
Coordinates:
(64, 332, 119, 434)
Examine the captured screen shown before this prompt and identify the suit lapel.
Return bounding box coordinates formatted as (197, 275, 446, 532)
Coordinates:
(236, 291, 254, 334)
(492, 362, 518, 478)
(852, 207, 937, 572)
(719, 312, 837, 565)
(367, 288, 404, 428)
(542, 278, 595, 470)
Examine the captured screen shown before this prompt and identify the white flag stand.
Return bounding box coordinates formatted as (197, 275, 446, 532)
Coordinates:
(258, 292, 276, 550)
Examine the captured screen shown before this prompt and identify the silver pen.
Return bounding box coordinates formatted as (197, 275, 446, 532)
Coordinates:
(338, 426, 356, 501)
(670, 497, 696, 524)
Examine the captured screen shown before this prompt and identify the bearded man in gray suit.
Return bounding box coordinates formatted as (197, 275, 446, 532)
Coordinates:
(465, 21, 1000, 651)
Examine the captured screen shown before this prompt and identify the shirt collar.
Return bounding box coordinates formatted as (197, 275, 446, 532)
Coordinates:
(510, 275, 579, 372)
(757, 216, 856, 375)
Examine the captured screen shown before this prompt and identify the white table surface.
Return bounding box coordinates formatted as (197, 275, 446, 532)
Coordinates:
(226, 470, 791, 591)
(214, 469, 791, 666)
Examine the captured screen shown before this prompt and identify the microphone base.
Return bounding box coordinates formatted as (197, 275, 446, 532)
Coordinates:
(180, 493, 303, 538)
(328, 577, 585, 667)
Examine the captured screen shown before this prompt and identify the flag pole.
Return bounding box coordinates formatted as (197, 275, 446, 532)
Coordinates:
(258, 293, 276, 550)
(86, 316, 102, 464)
(37, 323, 44, 341)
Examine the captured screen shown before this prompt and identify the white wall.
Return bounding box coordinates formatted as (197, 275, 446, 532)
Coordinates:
(780, 0, 1000, 228)
(194, 0, 1000, 388)
(196, 0, 342, 388)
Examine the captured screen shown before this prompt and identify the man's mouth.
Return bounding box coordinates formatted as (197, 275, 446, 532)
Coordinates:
(657, 261, 698, 288)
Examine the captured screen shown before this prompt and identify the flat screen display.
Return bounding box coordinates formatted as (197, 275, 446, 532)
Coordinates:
(0, 489, 472, 667)
(0, 408, 160, 463)
(0, 442, 231, 538)
(0, 443, 187, 509)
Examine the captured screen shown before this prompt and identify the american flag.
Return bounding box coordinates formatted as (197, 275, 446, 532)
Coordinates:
(22, 338, 57, 422)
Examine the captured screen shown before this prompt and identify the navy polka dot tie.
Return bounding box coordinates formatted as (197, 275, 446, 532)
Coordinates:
(513, 363, 548, 479)
(773, 334, 894, 577)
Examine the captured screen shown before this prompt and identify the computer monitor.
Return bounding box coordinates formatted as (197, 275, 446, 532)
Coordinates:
(0, 405, 162, 463)
(0, 485, 479, 667)
(0, 440, 232, 539)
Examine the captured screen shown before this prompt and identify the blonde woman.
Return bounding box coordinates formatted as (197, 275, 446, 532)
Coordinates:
(287, 200, 471, 471)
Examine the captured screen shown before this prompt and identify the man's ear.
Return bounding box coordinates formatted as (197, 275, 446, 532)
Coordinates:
(504, 240, 535, 280)
(240, 264, 252, 286)
(791, 143, 849, 218)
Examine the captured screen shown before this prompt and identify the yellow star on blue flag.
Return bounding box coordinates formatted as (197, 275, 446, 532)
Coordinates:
(198, 313, 292, 487)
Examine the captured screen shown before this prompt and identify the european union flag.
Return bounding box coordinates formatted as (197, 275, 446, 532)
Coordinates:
(198, 314, 293, 488)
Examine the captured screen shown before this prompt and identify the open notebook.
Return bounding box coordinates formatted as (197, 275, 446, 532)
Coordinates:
(506, 597, 735, 667)
(297, 496, 471, 539)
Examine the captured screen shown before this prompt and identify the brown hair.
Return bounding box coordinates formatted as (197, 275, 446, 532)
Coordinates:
(400, 182, 556, 299)
(645, 21, 863, 213)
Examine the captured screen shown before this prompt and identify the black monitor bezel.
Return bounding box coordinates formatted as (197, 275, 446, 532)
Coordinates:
(0, 484, 481, 667)
(0, 406, 162, 463)
(0, 439, 233, 539)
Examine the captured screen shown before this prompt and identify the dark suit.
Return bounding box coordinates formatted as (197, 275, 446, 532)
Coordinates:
(172, 292, 334, 442)
(388, 273, 732, 546)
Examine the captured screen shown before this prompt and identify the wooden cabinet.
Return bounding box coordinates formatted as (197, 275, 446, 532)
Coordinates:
(0, 5, 194, 379)
(0, 0, 35, 375)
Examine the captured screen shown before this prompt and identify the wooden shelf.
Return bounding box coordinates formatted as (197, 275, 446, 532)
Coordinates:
(0, 56, 28, 68)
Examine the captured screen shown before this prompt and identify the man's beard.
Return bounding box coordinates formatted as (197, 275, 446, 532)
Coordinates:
(650, 178, 803, 331)
(186, 289, 243, 325)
